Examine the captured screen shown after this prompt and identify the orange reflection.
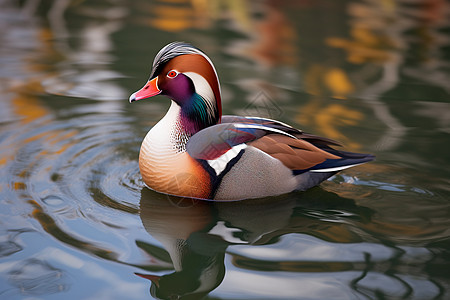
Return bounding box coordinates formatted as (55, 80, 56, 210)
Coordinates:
(12, 94, 48, 123)
(248, 6, 297, 67)
(324, 68, 354, 100)
(316, 104, 363, 150)
(1, 23, 78, 177)
(150, 4, 194, 32)
(326, 27, 394, 64)
(147, 0, 252, 32)
(299, 64, 363, 150)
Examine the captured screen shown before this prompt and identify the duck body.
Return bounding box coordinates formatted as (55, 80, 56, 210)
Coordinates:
(130, 42, 374, 200)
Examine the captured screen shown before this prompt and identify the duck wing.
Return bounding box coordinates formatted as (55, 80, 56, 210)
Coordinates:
(222, 115, 343, 147)
(186, 116, 374, 174)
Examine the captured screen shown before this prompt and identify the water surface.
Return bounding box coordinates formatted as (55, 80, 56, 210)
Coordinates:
(1, 0, 449, 299)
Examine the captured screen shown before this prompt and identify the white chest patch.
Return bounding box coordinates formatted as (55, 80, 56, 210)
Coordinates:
(207, 143, 247, 176)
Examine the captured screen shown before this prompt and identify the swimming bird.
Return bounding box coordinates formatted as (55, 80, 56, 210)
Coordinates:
(129, 42, 374, 200)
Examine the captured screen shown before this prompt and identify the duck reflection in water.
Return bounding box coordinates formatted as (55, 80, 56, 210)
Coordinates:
(136, 187, 373, 300)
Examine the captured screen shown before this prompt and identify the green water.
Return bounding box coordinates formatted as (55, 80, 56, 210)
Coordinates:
(0, 0, 449, 299)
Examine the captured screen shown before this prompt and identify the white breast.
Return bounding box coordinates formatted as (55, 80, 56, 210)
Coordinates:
(139, 101, 186, 189)
(139, 101, 211, 198)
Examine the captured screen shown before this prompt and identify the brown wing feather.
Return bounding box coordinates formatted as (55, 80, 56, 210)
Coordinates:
(295, 132, 342, 147)
(251, 136, 298, 156)
(248, 134, 341, 170)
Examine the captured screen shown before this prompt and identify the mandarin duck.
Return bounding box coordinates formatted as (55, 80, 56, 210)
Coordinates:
(129, 42, 374, 200)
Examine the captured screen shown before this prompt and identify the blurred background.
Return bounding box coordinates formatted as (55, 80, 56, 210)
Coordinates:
(0, 0, 449, 299)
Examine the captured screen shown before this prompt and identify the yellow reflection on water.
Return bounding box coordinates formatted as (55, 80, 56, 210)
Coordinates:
(146, 0, 252, 32)
(324, 68, 354, 99)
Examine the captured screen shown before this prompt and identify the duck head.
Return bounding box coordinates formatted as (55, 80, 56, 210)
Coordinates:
(129, 42, 222, 132)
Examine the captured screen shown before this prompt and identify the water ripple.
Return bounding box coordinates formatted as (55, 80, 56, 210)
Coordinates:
(1, 103, 146, 263)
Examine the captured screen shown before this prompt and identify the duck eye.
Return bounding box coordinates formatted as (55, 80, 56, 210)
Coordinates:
(167, 70, 178, 78)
